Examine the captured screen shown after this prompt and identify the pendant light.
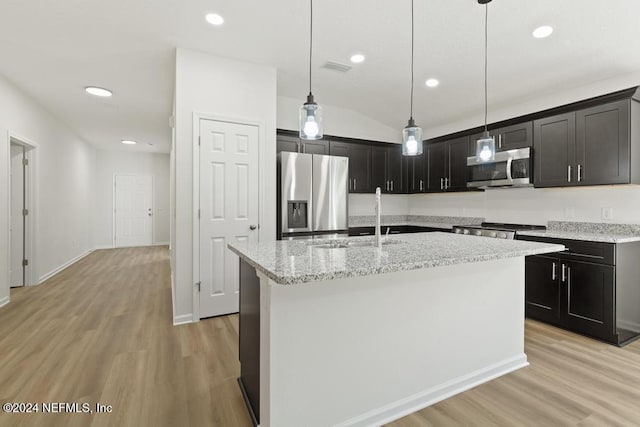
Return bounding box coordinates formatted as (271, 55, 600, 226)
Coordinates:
(300, 0, 323, 140)
(402, 0, 423, 156)
(476, 0, 495, 162)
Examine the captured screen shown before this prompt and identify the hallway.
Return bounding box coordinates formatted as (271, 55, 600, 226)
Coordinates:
(0, 247, 252, 427)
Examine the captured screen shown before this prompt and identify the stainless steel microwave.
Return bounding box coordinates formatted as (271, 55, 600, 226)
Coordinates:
(467, 147, 532, 188)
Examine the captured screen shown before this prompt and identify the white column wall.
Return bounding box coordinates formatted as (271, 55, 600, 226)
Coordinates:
(173, 49, 277, 322)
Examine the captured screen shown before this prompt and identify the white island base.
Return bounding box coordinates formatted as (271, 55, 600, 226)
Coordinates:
(258, 257, 528, 427)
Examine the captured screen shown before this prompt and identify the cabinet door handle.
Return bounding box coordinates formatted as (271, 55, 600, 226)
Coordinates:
(420, 179, 423, 191)
(552, 262, 557, 280)
(391, 180, 394, 192)
(498, 134, 502, 149)
(445, 177, 449, 189)
(566, 266, 571, 313)
(440, 178, 444, 190)
(567, 165, 572, 183)
(577, 164, 582, 182)
(353, 178, 357, 190)
(561, 263, 567, 282)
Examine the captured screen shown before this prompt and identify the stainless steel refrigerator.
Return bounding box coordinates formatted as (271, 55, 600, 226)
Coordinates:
(277, 152, 349, 240)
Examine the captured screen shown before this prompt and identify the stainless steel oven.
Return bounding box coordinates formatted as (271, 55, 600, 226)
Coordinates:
(467, 147, 532, 188)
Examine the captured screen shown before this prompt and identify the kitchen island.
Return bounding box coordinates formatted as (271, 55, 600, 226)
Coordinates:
(228, 232, 564, 427)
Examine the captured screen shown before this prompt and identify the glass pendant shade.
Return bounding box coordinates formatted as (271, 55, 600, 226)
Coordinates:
(402, 119, 423, 156)
(476, 131, 495, 162)
(300, 94, 323, 140)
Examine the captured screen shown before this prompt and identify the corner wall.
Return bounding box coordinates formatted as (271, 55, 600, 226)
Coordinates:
(173, 49, 277, 322)
(0, 73, 95, 302)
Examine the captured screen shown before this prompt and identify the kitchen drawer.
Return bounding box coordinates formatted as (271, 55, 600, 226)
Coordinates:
(518, 235, 615, 265)
(348, 227, 375, 236)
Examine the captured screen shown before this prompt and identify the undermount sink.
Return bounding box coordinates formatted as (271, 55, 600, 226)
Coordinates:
(309, 239, 402, 249)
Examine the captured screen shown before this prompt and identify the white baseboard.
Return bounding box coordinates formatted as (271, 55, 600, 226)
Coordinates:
(173, 314, 194, 326)
(336, 354, 529, 427)
(38, 249, 93, 284)
(93, 245, 114, 250)
(0, 296, 9, 308)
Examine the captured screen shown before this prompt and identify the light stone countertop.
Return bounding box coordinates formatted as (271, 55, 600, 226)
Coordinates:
(228, 232, 564, 285)
(519, 221, 640, 243)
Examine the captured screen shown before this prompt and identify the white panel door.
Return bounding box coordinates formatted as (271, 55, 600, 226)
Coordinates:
(199, 119, 259, 318)
(114, 175, 153, 247)
(9, 143, 24, 287)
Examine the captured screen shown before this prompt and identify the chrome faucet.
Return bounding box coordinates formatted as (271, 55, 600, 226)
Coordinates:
(375, 187, 382, 248)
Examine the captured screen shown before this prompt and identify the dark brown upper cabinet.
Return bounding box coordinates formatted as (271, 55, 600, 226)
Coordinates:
(533, 112, 576, 187)
(329, 140, 372, 193)
(534, 99, 634, 188)
(425, 136, 470, 193)
(469, 121, 533, 154)
(371, 144, 405, 193)
(407, 151, 426, 193)
(276, 134, 300, 153)
(301, 139, 329, 155)
(277, 134, 330, 155)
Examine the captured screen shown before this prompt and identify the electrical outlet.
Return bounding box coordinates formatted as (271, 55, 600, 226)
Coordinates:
(601, 207, 613, 220)
(564, 207, 575, 219)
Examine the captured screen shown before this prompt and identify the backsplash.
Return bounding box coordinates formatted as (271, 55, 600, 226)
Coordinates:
(409, 185, 640, 225)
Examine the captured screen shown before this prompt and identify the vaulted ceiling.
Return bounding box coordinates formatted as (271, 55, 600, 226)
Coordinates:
(1, 0, 639, 153)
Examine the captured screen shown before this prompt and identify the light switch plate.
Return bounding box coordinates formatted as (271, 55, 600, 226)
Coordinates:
(602, 207, 613, 220)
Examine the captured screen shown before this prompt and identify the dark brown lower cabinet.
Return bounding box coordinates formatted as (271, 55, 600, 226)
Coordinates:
(563, 260, 614, 340)
(521, 236, 640, 346)
(524, 255, 561, 324)
(238, 260, 260, 425)
(525, 255, 615, 342)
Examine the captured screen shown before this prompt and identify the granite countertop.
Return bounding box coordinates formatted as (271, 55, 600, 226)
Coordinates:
(228, 233, 564, 285)
(348, 215, 484, 229)
(519, 221, 640, 243)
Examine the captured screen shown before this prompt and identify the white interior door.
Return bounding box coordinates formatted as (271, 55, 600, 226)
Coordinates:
(114, 175, 153, 247)
(199, 119, 259, 318)
(9, 143, 24, 287)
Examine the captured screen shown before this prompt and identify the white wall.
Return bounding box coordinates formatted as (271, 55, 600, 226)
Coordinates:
(277, 96, 401, 144)
(173, 49, 277, 322)
(0, 73, 95, 304)
(409, 185, 640, 225)
(427, 70, 640, 140)
(348, 194, 410, 216)
(92, 150, 170, 248)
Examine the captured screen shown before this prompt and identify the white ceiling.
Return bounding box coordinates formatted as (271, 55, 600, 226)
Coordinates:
(2, 0, 640, 153)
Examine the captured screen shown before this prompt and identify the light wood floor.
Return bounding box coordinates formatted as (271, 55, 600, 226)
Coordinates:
(1, 246, 639, 426)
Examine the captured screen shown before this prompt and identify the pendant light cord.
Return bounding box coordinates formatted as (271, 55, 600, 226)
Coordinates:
(410, 0, 415, 121)
(483, 3, 488, 132)
(309, 0, 313, 95)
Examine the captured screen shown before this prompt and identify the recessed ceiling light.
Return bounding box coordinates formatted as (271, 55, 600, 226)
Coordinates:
(532, 25, 553, 39)
(85, 86, 112, 97)
(425, 78, 439, 88)
(350, 54, 365, 64)
(121, 140, 137, 145)
(205, 13, 224, 26)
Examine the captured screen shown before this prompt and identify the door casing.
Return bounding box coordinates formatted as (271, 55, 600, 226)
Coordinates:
(192, 112, 266, 322)
(6, 132, 37, 290)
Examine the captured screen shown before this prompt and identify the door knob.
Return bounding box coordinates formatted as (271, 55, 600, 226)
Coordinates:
(249, 224, 257, 230)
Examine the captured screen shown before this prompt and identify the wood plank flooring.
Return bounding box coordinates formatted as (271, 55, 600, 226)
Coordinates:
(1, 246, 639, 426)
